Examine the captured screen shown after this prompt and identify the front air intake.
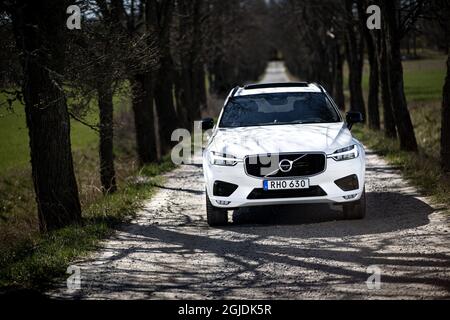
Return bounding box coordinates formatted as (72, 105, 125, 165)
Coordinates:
(335, 175, 359, 191)
(213, 181, 239, 197)
(247, 186, 327, 200)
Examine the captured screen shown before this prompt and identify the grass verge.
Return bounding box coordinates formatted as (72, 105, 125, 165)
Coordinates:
(0, 156, 176, 292)
(353, 126, 450, 209)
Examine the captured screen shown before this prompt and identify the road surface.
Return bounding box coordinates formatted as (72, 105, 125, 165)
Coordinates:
(50, 62, 450, 300)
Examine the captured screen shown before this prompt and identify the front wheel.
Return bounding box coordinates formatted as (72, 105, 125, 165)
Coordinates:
(343, 188, 366, 220)
(206, 192, 228, 226)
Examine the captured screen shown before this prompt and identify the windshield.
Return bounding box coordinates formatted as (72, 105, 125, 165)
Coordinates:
(219, 93, 341, 128)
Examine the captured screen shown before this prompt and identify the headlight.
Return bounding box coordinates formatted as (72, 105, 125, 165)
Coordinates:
(208, 151, 240, 166)
(328, 145, 359, 161)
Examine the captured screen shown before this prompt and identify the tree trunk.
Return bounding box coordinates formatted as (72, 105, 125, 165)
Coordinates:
(378, 29, 397, 138)
(11, 0, 82, 232)
(97, 77, 117, 194)
(148, 0, 178, 156)
(197, 66, 208, 111)
(174, 0, 205, 129)
(413, 32, 417, 58)
(441, 54, 450, 172)
(154, 55, 179, 155)
(174, 68, 191, 129)
(383, 0, 418, 152)
(175, 67, 206, 127)
(359, 1, 380, 130)
(333, 43, 345, 111)
(131, 73, 158, 164)
(345, 0, 366, 119)
(367, 47, 380, 130)
(188, 0, 205, 120)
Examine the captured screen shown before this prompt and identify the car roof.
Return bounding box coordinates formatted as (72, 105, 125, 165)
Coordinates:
(234, 82, 323, 97)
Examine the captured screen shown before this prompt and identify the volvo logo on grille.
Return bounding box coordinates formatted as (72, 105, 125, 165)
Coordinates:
(279, 159, 293, 173)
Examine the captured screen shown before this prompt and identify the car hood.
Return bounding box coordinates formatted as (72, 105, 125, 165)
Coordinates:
(208, 123, 354, 158)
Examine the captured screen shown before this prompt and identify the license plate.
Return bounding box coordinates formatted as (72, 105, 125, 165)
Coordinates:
(263, 179, 310, 191)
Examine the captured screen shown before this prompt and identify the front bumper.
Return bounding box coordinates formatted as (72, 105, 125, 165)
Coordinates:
(203, 153, 366, 209)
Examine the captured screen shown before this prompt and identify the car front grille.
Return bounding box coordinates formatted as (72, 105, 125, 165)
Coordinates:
(247, 186, 327, 200)
(245, 153, 326, 178)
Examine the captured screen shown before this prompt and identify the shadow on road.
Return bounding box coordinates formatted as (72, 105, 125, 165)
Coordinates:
(69, 193, 449, 299)
(59, 189, 449, 300)
(229, 192, 436, 237)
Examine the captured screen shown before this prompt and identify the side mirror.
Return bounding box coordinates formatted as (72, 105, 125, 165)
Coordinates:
(346, 112, 364, 130)
(201, 118, 215, 131)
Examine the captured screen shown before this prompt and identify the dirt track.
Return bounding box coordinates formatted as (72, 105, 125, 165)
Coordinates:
(50, 62, 450, 300)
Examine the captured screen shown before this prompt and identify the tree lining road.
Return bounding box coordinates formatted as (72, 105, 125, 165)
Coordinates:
(50, 63, 450, 300)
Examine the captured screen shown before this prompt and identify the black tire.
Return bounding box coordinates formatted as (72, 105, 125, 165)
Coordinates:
(206, 192, 228, 226)
(343, 188, 366, 220)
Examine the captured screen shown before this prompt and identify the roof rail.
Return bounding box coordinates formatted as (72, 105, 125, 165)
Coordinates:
(230, 86, 241, 98)
(244, 82, 309, 90)
(310, 82, 326, 93)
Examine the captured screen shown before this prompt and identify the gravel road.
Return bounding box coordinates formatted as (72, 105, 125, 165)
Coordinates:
(50, 62, 450, 300)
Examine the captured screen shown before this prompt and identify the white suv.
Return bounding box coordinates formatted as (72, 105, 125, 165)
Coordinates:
(201, 82, 366, 226)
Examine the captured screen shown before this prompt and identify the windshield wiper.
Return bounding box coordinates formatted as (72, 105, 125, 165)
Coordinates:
(274, 120, 325, 125)
(221, 120, 332, 128)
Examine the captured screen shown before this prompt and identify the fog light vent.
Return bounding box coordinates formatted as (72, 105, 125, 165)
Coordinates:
(335, 175, 359, 192)
(216, 200, 231, 206)
(343, 194, 358, 200)
(213, 181, 238, 197)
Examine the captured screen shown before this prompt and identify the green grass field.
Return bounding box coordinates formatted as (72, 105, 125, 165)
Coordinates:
(0, 94, 99, 174)
(362, 68, 445, 102)
(361, 54, 446, 102)
(0, 90, 133, 174)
